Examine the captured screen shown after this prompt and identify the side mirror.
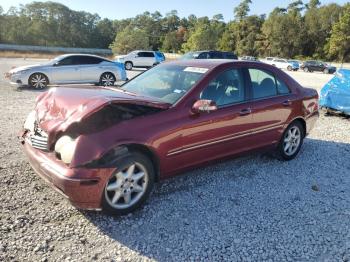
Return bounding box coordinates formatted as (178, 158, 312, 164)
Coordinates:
(192, 99, 217, 114)
(53, 62, 59, 67)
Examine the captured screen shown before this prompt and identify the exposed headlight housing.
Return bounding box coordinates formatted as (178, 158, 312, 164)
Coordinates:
(54, 135, 77, 164)
(24, 110, 36, 132)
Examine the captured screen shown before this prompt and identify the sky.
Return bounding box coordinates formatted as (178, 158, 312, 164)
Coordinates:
(0, 0, 348, 21)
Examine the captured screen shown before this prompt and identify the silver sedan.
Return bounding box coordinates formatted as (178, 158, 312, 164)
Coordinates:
(5, 54, 127, 89)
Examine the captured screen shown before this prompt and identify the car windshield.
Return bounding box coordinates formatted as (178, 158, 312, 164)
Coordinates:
(121, 65, 207, 104)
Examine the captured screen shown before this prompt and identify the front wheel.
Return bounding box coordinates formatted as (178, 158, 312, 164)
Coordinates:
(276, 121, 304, 161)
(303, 67, 309, 73)
(125, 61, 133, 71)
(287, 65, 292, 71)
(28, 73, 48, 89)
(102, 152, 155, 216)
(99, 72, 116, 86)
(323, 68, 329, 74)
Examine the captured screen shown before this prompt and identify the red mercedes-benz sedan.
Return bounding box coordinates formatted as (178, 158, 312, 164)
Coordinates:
(20, 60, 319, 215)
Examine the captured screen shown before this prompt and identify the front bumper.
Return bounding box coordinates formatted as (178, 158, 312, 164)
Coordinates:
(20, 135, 115, 210)
(5, 72, 26, 86)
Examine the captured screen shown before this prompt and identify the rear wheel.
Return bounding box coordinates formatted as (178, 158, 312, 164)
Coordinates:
(99, 72, 116, 86)
(102, 152, 155, 216)
(303, 67, 309, 72)
(28, 73, 48, 89)
(276, 121, 304, 161)
(287, 65, 292, 71)
(125, 61, 133, 71)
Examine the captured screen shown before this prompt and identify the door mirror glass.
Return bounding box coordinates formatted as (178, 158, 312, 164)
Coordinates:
(192, 99, 217, 114)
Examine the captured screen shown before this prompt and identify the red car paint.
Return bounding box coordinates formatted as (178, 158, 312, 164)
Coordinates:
(21, 60, 319, 210)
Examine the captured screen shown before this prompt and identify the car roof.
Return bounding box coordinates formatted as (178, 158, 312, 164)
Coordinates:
(58, 53, 105, 58)
(55, 53, 112, 62)
(163, 59, 260, 69)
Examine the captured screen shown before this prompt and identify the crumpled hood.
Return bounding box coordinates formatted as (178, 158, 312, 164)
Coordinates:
(35, 86, 171, 135)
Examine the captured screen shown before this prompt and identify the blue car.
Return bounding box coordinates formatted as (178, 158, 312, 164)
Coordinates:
(319, 69, 350, 115)
(288, 60, 300, 71)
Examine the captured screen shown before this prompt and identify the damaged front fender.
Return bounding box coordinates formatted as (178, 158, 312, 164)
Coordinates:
(80, 146, 134, 169)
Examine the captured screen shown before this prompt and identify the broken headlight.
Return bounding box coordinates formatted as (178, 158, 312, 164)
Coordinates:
(24, 110, 36, 132)
(54, 135, 77, 164)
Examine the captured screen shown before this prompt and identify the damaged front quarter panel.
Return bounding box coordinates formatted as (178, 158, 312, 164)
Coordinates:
(81, 146, 134, 169)
(57, 102, 167, 168)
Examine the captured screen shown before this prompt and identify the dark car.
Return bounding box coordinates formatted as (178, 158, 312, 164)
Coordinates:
(240, 56, 258, 61)
(300, 60, 336, 74)
(20, 60, 319, 215)
(182, 50, 238, 60)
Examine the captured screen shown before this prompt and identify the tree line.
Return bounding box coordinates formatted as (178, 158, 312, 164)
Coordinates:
(0, 1, 349, 61)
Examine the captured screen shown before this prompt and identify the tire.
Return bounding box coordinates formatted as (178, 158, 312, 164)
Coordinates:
(323, 68, 329, 74)
(102, 152, 155, 216)
(303, 67, 309, 73)
(28, 73, 49, 89)
(287, 65, 292, 71)
(125, 61, 133, 71)
(276, 121, 304, 161)
(99, 72, 116, 86)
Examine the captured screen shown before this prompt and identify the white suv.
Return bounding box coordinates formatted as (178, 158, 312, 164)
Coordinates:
(115, 51, 165, 70)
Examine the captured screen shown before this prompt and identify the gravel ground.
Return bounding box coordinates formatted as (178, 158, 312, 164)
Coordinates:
(1, 58, 350, 261)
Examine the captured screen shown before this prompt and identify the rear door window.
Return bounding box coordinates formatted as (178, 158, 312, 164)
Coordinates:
(138, 52, 155, 58)
(210, 52, 223, 59)
(248, 68, 290, 99)
(79, 56, 103, 65)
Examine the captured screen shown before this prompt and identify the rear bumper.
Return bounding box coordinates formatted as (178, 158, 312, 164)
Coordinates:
(305, 111, 319, 135)
(21, 137, 115, 210)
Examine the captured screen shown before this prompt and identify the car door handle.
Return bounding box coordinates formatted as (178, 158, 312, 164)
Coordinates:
(282, 100, 292, 106)
(240, 108, 252, 116)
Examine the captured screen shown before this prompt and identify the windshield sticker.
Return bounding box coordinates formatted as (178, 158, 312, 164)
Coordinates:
(184, 67, 208, 74)
(173, 89, 184, 94)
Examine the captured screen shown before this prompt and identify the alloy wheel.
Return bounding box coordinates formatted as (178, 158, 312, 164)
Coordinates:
(283, 126, 301, 156)
(30, 74, 47, 89)
(125, 62, 132, 70)
(101, 73, 115, 86)
(104, 163, 149, 209)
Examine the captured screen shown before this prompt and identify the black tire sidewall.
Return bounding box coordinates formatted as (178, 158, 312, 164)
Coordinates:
(125, 62, 133, 70)
(101, 152, 155, 216)
(277, 121, 304, 161)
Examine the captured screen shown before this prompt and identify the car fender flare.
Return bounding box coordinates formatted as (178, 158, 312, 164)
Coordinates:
(283, 117, 307, 138)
